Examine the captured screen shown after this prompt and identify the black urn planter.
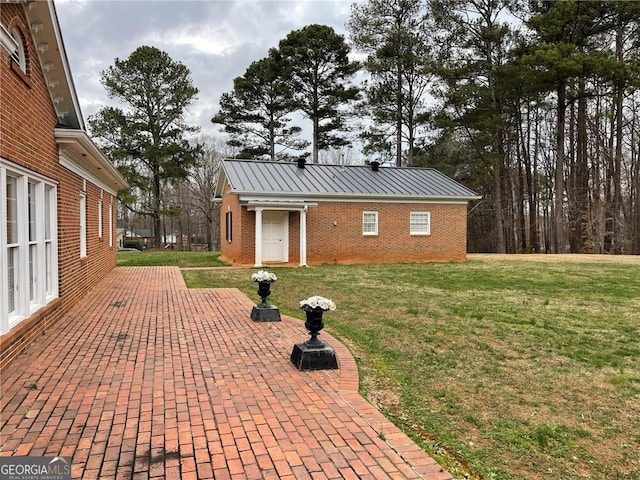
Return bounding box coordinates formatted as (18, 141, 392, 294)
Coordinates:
(256, 281, 272, 307)
(303, 308, 326, 348)
(290, 308, 338, 370)
(250, 281, 281, 322)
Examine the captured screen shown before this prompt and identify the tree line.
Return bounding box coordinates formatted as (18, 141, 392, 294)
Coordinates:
(88, 0, 640, 255)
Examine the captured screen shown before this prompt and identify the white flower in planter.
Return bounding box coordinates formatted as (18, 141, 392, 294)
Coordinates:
(251, 270, 277, 283)
(300, 295, 336, 312)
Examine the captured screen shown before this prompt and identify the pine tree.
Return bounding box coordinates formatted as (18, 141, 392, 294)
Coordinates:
(278, 24, 360, 163)
(348, 0, 434, 166)
(89, 46, 201, 248)
(431, 0, 515, 253)
(523, 0, 619, 253)
(212, 50, 308, 161)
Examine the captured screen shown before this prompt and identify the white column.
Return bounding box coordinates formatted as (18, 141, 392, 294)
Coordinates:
(299, 207, 307, 267)
(254, 208, 263, 267)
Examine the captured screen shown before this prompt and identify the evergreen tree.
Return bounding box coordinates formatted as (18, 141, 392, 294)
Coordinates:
(278, 24, 360, 163)
(212, 50, 308, 161)
(522, 0, 619, 253)
(348, 0, 435, 166)
(431, 0, 516, 252)
(89, 45, 201, 248)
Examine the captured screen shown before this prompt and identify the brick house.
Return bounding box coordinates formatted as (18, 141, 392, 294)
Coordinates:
(0, 1, 127, 370)
(215, 159, 480, 266)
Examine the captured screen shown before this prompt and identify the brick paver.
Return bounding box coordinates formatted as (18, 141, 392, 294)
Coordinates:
(0, 267, 452, 479)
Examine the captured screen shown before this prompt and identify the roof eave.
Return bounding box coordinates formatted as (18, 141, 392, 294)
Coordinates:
(24, 0, 84, 129)
(213, 164, 229, 198)
(55, 128, 128, 194)
(233, 191, 482, 203)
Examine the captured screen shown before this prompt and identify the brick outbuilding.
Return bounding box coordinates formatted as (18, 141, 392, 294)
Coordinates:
(0, 1, 127, 371)
(215, 159, 480, 266)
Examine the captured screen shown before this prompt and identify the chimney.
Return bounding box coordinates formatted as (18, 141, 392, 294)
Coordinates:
(296, 158, 306, 169)
(370, 161, 380, 172)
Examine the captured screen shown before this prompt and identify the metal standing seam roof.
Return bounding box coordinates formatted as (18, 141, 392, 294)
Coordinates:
(218, 159, 481, 200)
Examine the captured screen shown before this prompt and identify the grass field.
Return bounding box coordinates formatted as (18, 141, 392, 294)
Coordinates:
(116, 250, 226, 267)
(119, 252, 640, 479)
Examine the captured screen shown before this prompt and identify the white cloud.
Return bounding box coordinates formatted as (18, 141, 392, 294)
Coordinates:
(56, 0, 363, 147)
(144, 24, 241, 56)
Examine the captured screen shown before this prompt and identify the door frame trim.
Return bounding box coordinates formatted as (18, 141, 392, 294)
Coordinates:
(262, 210, 288, 263)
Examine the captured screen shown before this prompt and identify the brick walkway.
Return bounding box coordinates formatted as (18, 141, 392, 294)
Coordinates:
(0, 267, 452, 479)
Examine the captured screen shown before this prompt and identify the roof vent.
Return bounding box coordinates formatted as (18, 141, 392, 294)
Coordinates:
(370, 161, 380, 172)
(296, 158, 306, 169)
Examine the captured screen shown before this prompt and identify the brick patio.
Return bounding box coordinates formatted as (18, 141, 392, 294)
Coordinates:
(0, 267, 452, 479)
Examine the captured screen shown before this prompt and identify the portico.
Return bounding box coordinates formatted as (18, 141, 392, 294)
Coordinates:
(246, 201, 314, 267)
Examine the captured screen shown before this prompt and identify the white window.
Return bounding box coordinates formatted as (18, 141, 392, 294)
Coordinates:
(5, 175, 19, 319)
(108, 201, 113, 247)
(44, 186, 56, 299)
(80, 193, 87, 257)
(98, 198, 103, 238)
(362, 211, 378, 236)
(28, 182, 38, 307)
(1, 161, 58, 334)
(410, 212, 431, 235)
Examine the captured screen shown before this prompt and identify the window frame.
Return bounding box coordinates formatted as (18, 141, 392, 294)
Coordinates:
(225, 211, 233, 243)
(410, 211, 431, 236)
(0, 24, 19, 63)
(1, 160, 58, 334)
(108, 201, 113, 247)
(27, 181, 39, 309)
(44, 185, 56, 300)
(4, 173, 20, 321)
(10, 27, 26, 72)
(98, 198, 103, 239)
(362, 211, 378, 236)
(79, 192, 87, 257)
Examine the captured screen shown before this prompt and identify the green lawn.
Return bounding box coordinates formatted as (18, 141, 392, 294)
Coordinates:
(118, 252, 640, 479)
(116, 250, 227, 267)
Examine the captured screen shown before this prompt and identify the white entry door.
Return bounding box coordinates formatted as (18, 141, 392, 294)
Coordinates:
(262, 211, 288, 262)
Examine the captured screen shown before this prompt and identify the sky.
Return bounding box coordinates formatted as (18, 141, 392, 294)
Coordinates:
(55, 0, 358, 145)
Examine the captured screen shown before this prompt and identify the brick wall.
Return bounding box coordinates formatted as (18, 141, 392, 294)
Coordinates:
(0, 5, 119, 372)
(305, 202, 468, 264)
(219, 184, 244, 263)
(1, 5, 58, 177)
(219, 191, 468, 266)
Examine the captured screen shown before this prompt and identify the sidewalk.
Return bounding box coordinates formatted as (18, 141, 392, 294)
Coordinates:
(0, 267, 452, 479)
